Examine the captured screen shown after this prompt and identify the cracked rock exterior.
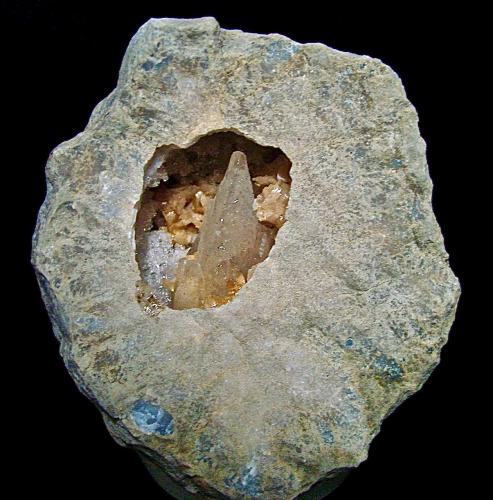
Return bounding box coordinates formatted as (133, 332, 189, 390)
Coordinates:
(32, 17, 460, 499)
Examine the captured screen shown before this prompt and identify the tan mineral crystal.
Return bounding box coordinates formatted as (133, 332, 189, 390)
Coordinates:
(172, 151, 277, 309)
(157, 181, 217, 246)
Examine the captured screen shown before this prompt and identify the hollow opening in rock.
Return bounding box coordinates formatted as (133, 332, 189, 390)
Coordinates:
(135, 131, 291, 312)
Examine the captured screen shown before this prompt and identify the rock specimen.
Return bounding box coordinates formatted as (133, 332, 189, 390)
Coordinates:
(32, 17, 460, 499)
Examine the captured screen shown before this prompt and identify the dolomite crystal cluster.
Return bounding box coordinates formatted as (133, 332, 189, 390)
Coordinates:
(32, 17, 460, 499)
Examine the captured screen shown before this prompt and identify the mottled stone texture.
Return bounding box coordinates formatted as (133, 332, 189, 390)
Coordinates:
(32, 17, 460, 499)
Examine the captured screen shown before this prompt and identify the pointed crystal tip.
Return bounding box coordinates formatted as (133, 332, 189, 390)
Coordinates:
(172, 151, 269, 309)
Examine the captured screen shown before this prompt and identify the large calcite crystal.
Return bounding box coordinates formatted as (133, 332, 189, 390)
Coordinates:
(173, 151, 275, 309)
(32, 17, 460, 499)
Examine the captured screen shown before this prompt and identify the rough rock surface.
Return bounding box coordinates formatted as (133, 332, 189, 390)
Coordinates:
(32, 17, 460, 499)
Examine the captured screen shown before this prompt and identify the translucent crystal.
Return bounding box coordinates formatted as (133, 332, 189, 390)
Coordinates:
(137, 230, 188, 305)
(172, 152, 268, 309)
(172, 255, 204, 309)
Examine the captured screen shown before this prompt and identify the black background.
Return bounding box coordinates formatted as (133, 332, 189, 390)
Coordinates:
(4, 1, 478, 498)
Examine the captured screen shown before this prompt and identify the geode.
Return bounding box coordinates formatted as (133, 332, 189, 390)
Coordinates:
(32, 17, 460, 499)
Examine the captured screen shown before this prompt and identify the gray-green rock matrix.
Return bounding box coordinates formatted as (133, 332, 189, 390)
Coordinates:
(32, 17, 460, 499)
